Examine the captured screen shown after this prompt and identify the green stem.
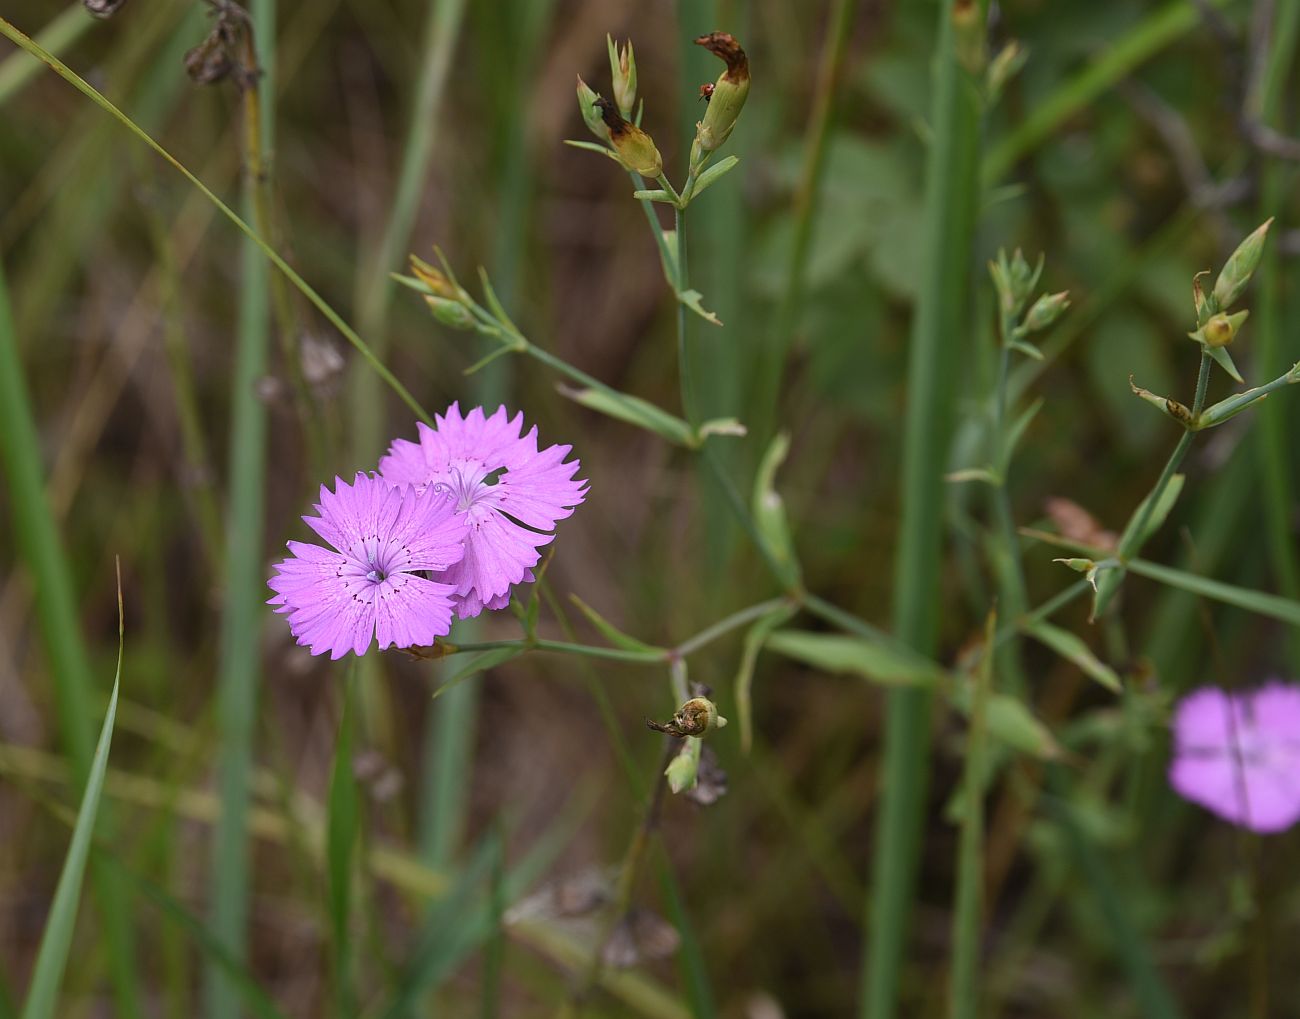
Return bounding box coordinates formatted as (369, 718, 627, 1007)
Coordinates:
(992, 333, 1028, 616)
(673, 598, 792, 657)
(674, 204, 697, 427)
(864, 3, 986, 1014)
(1120, 351, 1210, 561)
(208, 5, 276, 1016)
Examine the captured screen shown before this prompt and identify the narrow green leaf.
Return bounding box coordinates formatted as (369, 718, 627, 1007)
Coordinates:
(1206, 342, 1244, 383)
(752, 433, 801, 589)
(1121, 472, 1185, 549)
(556, 383, 694, 446)
(944, 467, 1000, 486)
(686, 154, 739, 201)
(569, 594, 659, 652)
(949, 686, 1061, 760)
(765, 631, 944, 687)
(477, 266, 521, 336)
(1003, 397, 1044, 465)
(734, 604, 799, 753)
(21, 574, 124, 1019)
(695, 417, 747, 441)
(676, 288, 722, 326)
(632, 189, 673, 202)
(1025, 620, 1122, 692)
(1128, 558, 1300, 627)
(562, 138, 621, 161)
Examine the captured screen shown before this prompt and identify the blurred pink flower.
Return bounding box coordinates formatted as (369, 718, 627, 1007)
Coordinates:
(268, 473, 468, 658)
(1168, 682, 1300, 833)
(379, 404, 587, 618)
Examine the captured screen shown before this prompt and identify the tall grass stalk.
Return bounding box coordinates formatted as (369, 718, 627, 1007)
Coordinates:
(1250, 0, 1300, 669)
(862, 4, 985, 1016)
(208, 3, 276, 1016)
(0, 263, 141, 1012)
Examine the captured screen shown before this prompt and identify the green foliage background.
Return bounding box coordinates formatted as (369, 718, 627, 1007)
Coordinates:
(0, 0, 1298, 1016)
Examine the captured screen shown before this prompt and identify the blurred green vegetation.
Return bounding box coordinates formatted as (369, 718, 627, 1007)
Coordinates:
(1, 0, 1298, 1016)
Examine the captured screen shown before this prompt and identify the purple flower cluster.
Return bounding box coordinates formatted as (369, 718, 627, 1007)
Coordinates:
(1168, 682, 1300, 834)
(269, 404, 587, 659)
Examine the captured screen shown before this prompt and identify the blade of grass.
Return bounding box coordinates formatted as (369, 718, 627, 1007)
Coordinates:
(1250, 0, 1300, 670)
(864, 4, 987, 1016)
(207, 3, 275, 1015)
(0, 15, 431, 424)
(19, 565, 123, 1019)
(0, 256, 140, 1015)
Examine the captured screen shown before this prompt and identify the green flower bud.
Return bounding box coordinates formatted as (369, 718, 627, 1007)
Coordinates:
(1213, 218, 1272, 311)
(594, 96, 662, 178)
(607, 35, 637, 119)
(409, 254, 459, 300)
(988, 248, 1043, 317)
(1189, 310, 1249, 348)
(693, 32, 750, 154)
(425, 295, 475, 331)
(1022, 290, 1070, 333)
(575, 74, 608, 142)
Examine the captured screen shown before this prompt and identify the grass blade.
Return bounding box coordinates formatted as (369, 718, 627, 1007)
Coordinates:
(865, 4, 987, 1015)
(0, 247, 139, 1016)
(20, 566, 123, 1019)
(0, 4, 94, 107)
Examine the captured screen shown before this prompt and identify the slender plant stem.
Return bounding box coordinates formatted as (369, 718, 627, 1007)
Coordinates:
(673, 598, 792, 656)
(864, 3, 986, 1014)
(675, 205, 698, 427)
(1120, 351, 1211, 561)
(991, 338, 1028, 616)
(207, 5, 276, 1016)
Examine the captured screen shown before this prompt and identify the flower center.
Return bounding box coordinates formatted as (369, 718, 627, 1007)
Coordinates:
(432, 463, 503, 512)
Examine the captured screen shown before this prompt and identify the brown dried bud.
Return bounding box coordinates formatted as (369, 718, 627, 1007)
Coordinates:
(594, 97, 663, 178)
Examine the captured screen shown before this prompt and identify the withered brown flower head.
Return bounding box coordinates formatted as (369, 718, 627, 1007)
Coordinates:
(694, 32, 749, 82)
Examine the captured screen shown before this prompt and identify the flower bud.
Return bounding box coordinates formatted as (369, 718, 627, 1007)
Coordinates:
(693, 32, 750, 154)
(424, 295, 475, 331)
(1213, 218, 1272, 311)
(1022, 290, 1070, 333)
(1190, 310, 1248, 348)
(594, 96, 662, 178)
(575, 74, 608, 142)
(986, 40, 1025, 99)
(988, 248, 1043, 317)
(607, 35, 637, 119)
(409, 254, 459, 300)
